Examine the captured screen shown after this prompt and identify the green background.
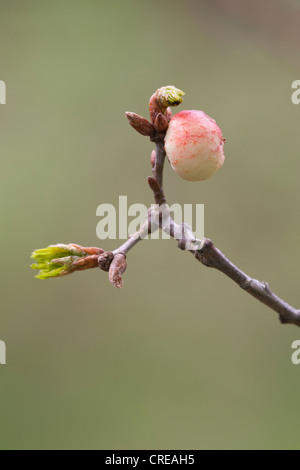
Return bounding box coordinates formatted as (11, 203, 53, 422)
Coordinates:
(0, 0, 300, 450)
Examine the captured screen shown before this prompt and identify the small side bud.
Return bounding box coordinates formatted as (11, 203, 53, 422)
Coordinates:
(98, 251, 114, 272)
(150, 150, 156, 168)
(125, 112, 155, 137)
(109, 254, 127, 289)
(147, 176, 160, 193)
(154, 113, 168, 133)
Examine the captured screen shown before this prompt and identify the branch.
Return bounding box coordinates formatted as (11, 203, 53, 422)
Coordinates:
(147, 130, 300, 328)
(112, 217, 153, 255)
(31, 85, 299, 327)
(193, 239, 300, 327)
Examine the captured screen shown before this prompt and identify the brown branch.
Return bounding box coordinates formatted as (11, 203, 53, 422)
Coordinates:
(164, 216, 300, 326)
(147, 133, 300, 328)
(112, 222, 146, 256)
(193, 239, 300, 327)
(147, 140, 167, 205)
(112, 109, 300, 325)
(34, 86, 299, 326)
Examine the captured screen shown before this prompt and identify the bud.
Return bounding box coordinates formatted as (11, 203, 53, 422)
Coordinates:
(157, 86, 185, 108)
(165, 110, 225, 181)
(98, 251, 114, 272)
(109, 254, 127, 289)
(149, 86, 185, 123)
(31, 244, 103, 279)
(147, 176, 160, 193)
(154, 113, 168, 133)
(150, 149, 156, 168)
(125, 112, 155, 137)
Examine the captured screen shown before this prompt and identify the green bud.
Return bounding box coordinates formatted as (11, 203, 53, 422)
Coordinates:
(157, 86, 185, 108)
(31, 244, 84, 279)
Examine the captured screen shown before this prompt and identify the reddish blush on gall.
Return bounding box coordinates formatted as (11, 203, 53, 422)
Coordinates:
(165, 110, 225, 181)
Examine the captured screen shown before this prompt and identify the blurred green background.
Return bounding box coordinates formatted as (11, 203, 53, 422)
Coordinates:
(0, 0, 300, 450)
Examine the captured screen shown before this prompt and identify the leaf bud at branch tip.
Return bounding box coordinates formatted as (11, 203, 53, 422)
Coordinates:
(31, 244, 104, 279)
(157, 86, 185, 108)
(149, 85, 185, 123)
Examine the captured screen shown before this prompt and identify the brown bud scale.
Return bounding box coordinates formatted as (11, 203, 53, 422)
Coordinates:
(109, 254, 127, 289)
(70, 244, 104, 256)
(154, 113, 168, 133)
(147, 176, 160, 193)
(98, 251, 114, 272)
(72, 255, 100, 271)
(125, 112, 155, 137)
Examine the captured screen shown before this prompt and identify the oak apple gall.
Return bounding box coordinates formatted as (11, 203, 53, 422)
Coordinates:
(165, 110, 225, 181)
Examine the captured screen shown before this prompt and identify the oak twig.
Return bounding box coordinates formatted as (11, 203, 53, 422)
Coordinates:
(32, 86, 299, 326)
(193, 239, 300, 326)
(147, 137, 300, 327)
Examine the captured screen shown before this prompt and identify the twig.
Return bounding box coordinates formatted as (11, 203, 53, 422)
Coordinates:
(146, 130, 300, 327)
(32, 86, 299, 327)
(193, 239, 300, 327)
(112, 217, 153, 256)
(117, 96, 300, 325)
